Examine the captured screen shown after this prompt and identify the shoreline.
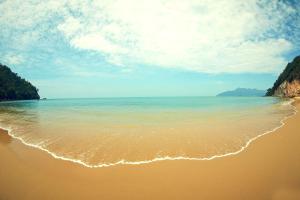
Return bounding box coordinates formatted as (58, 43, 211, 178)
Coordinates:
(0, 99, 297, 168)
(0, 99, 300, 199)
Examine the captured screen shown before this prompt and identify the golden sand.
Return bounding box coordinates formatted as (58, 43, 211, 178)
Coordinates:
(0, 101, 300, 200)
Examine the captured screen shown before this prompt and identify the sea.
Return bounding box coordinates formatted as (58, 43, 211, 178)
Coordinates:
(0, 96, 295, 167)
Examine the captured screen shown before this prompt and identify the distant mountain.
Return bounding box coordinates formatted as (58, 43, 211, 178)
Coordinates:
(217, 88, 266, 97)
(0, 63, 40, 101)
(266, 55, 300, 97)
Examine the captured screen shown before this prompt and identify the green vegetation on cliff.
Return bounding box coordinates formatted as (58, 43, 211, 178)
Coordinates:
(266, 56, 300, 96)
(0, 63, 40, 101)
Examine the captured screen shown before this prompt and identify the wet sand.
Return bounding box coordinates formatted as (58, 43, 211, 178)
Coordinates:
(0, 101, 300, 200)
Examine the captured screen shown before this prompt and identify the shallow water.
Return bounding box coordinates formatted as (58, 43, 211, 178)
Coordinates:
(0, 97, 295, 166)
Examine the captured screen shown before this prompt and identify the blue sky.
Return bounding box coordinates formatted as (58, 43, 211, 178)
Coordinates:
(0, 0, 299, 98)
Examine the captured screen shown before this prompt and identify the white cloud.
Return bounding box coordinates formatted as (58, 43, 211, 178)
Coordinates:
(0, 1, 65, 28)
(57, 16, 81, 39)
(71, 33, 127, 54)
(2, 53, 24, 65)
(0, 0, 299, 73)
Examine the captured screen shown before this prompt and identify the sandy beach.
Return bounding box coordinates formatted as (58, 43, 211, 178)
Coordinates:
(0, 100, 300, 200)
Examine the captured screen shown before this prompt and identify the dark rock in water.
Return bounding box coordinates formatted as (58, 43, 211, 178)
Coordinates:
(266, 56, 300, 97)
(217, 88, 266, 97)
(0, 63, 40, 101)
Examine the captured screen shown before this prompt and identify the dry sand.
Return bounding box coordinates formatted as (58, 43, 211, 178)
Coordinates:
(0, 101, 300, 200)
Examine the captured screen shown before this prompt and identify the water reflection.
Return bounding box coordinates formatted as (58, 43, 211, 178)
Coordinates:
(0, 100, 41, 143)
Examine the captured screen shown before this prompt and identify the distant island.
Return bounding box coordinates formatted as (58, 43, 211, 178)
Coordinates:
(0, 63, 40, 101)
(266, 55, 300, 97)
(217, 88, 266, 97)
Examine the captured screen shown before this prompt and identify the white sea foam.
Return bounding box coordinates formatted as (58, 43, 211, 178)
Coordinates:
(0, 99, 297, 168)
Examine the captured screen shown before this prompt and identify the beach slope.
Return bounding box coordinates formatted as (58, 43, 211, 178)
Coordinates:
(0, 101, 300, 200)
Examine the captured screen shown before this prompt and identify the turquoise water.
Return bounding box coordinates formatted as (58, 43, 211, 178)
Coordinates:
(0, 97, 295, 167)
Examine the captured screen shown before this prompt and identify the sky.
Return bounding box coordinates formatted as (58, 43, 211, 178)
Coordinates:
(0, 0, 299, 98)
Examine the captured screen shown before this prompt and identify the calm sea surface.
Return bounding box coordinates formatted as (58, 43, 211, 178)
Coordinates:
(0, 97, 294, 166)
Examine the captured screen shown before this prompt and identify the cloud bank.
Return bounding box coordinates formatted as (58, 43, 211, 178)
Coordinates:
(1, 0, 299, 73)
